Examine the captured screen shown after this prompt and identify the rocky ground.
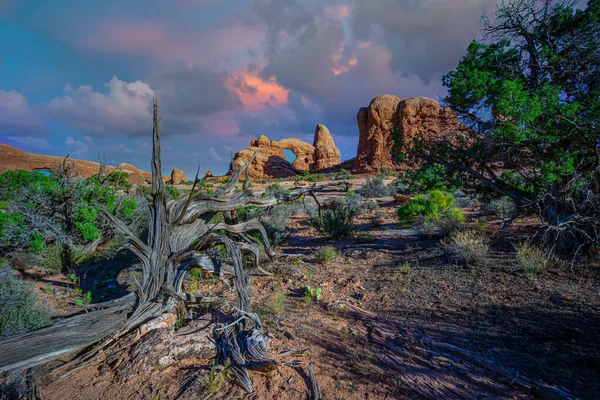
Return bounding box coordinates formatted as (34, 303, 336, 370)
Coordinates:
(12, 176, 600, 400)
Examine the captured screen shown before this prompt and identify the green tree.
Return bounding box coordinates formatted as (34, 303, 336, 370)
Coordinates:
(423, 0, 599, 254)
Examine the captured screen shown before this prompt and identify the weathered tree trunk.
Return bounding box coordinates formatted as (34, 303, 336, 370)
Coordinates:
(0, 99, 324, 394)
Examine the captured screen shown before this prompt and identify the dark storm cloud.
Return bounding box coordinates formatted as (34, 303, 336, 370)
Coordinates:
(150, 66, 241, 134)
(350, 0, 498, 83)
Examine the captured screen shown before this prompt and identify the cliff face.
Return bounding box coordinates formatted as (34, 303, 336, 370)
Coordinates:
(354, 95, 468, 172)
(230, 124, 341, 180)
(0, 144, 182, 184)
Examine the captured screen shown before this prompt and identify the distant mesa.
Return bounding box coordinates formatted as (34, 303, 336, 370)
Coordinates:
(229, 124, 342, 180)
(0, 144, 182, 184)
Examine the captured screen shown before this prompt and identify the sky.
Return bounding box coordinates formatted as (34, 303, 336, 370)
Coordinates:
(0, 0, 501, 177)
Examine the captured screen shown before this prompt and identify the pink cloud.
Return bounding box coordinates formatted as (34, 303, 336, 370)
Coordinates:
(78, 22, 264, 67)
(226, 71, 290, 111)
(325, 4, 353, 19)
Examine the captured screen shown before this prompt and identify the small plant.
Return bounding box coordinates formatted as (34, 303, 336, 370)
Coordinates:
(201, 358, 231, 393)
(398, 261, 410, 274)
(314, 246, 337, 264)
(515, 241, 551, 279)
(304, 269, 313, 282)
(340, 327, 349, 342)
(392, 261, 411, 283)
(266, 291, 285, 315)
(442, 230, 490, 265)
(302, 286, 322, 303)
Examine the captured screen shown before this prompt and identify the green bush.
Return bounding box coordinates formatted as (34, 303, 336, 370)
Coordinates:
(28, 233, 45, 253)
(314, 246, 338, 264)
(397, 190, 454, 224)
(0, 262, 52, 338)
(119, 198, 138, 218)
(165, 185, 181, 200)
(397, 164, 462, 194)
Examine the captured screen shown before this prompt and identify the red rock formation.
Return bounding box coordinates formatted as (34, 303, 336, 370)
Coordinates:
(355, 94, 401, 172)
(230, 124, 341, 180)
(0, 144, 169, 184)
(354, 95, 468, 172)
(170, 169, 187, 185)
(204, 170, 213, 178)
(313, 124, 341, 170)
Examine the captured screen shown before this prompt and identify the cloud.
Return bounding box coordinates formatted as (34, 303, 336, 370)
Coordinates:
(46, 76, 155, 137)
(151, 66, 240, 120)
(249, 0, 447, 138)
(65, 136, 93, 158)
(77, 22, 264, 68)
(226, 70, 289, 111)
(0, 89, 47, 136)
(209, 146, 225, 162)
(325, 4, 353, 19)
(350, 0, 498, 82)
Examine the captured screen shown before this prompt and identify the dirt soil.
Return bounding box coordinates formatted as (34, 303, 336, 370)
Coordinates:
(26, 177, 600, 399)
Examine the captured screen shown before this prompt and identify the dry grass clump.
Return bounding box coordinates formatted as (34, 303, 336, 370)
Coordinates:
(515, 241, 551, 279)
(442, 230, 490, 265)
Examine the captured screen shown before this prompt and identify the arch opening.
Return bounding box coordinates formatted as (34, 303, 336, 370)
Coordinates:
(282, 149, 297, 164)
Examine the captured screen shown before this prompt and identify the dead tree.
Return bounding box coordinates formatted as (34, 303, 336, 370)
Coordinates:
(0, 99, 322, 393)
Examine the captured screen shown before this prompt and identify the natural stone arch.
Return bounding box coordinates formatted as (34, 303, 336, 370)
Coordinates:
(229, 124, 342, 179)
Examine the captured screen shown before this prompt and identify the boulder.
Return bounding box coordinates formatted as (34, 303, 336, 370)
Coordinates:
(204, 170, 213, 178)
(354, 95, 468, 172)
(0, 144, 172, 184)
(230, 124, 341, 180)
(170, 168, 186, 184)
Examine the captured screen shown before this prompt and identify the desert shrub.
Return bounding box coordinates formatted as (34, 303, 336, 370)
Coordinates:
(515, 241, 550, 279)
(363, 200, 378, 213)
(397, 190, 454, 224)
(37, 244, 85, 275)
(370, 210, 386, 226)
(358, 175, 395, 198)
(104, 171, 132, 190)
(310, 194, 363, 239)
(337, 169, 353, 180)
(260, 203, 304, 245)
(165, 184, 181, 200)
(0, 211, 28, 252)
(453, 190, 476, 209)
(442, 230, 489, 265)
(0, 262, 52, 338)
(266, 291, 285, 315)
(480, 196, 515, 219)
(310, 209, 355, 239)
(314, 246, 337, 264)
